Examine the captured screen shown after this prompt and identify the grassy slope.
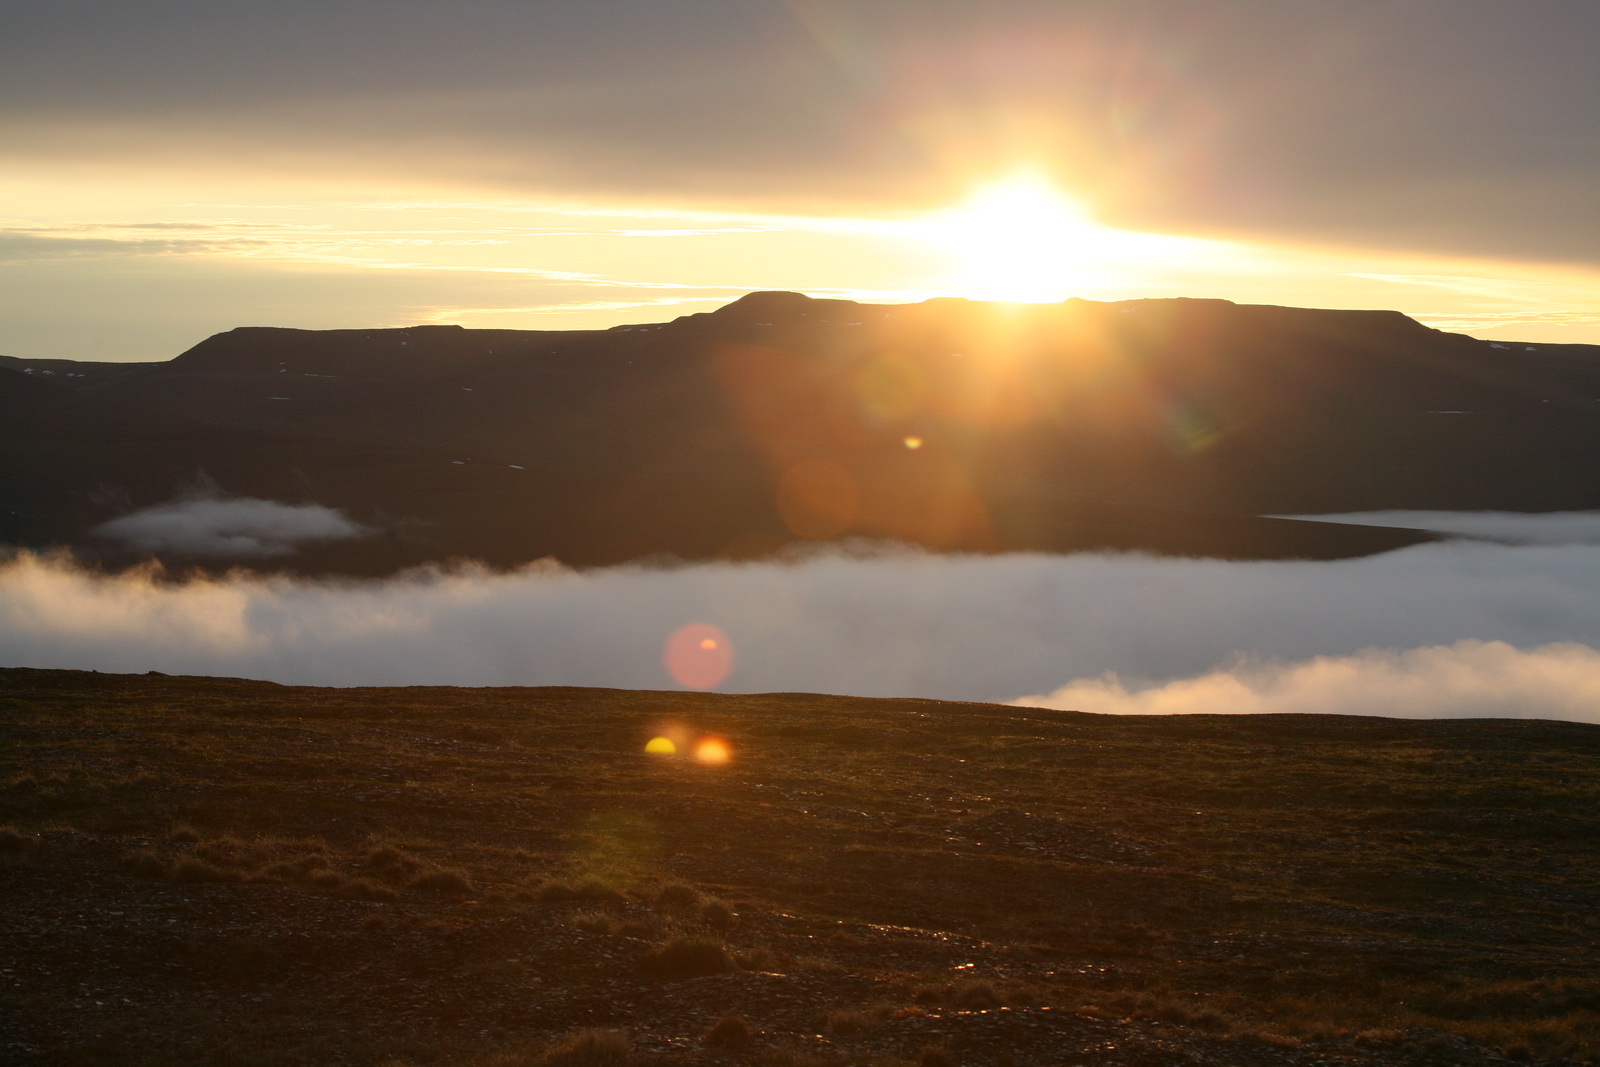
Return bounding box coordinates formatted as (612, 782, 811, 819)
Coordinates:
(2, 667, 1598, 1066)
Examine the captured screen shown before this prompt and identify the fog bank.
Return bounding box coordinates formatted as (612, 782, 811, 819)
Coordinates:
(4, 528, 1600, 723)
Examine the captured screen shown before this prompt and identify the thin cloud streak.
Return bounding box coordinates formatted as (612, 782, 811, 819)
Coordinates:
(1285, 511, 1600, 545)
(5, 523, 1600, 723)
(92, 496, 372, 558)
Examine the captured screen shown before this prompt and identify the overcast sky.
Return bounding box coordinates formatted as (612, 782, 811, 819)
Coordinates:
(2, 0, 1597, 359)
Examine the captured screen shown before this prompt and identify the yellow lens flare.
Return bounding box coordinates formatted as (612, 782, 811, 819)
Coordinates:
(692, 734, 733, 765)
(644, 736, 676, 756)
(902, 435, 924, 450)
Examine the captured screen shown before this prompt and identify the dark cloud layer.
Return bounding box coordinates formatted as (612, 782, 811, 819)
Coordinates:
(3, 1, 1596, 264)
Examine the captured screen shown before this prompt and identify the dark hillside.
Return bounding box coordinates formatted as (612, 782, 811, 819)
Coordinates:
(2, 667, 1597, 1065)
(6, 294, 1597, 574)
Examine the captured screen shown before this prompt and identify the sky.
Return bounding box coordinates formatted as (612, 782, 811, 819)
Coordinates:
(2, 0, 1598, 361)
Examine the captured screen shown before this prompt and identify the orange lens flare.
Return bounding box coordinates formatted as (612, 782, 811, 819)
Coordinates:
(692, 734, 732, 765)
(902, 435, 923, 450)
(662, 622, 734, 690)
(776, 458, 858, 540)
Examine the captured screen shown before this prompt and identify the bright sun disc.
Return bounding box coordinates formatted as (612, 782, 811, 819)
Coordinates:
(918, 174, 1110, 302)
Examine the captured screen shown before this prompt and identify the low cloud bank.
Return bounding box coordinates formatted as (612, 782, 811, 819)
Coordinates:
(5, 530, 1600, 723)
(1284, 510, 1600, 545)
(92, 496, 371, 557)
(1011, 640, 1600, 720)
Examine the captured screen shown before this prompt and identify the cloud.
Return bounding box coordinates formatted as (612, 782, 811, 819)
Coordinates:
(91, 496, 372, 557)
(1285, 510, 1600, 545)
(0, 231, 259, 261)
(1010, 641, 1600, 721)
(6, 525, 1600, 725)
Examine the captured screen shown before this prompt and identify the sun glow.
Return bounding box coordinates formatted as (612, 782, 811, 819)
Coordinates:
(913, 174, 1217, 303)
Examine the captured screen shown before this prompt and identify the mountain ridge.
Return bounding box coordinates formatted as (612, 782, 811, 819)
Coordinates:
(3, 293, 1596, 575)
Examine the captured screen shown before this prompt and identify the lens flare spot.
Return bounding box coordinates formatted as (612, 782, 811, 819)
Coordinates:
(692, 734, 732, 765)
(644, 736, 676, 756)
(662, 623, 734, 690)
(776, 458, 858, 540)
(903, 435, 923, 450)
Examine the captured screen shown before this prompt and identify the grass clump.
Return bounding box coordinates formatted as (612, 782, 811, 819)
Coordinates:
(824, 1008, 878, 1036)
(912, 978, 1006, 1010)
(532, 880, 580, 903)
(170, 856, 238, 883)
(655, 882, 701, 909)
(538, 1028, 633, 1066)
(408, 868, 474, 895)
(363, 845, 428, 883)
(571, 911, 616, 935)
(0, 825, 39, 855)
(574, 879, 627, 905)
(699, 898, 734, 929)
(120, 849, 169, 878)
(701, 1013, 755, 1049)
(638, 936, 737, 979)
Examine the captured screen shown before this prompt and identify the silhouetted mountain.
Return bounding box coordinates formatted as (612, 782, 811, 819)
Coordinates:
(5, 293, 1599, 574)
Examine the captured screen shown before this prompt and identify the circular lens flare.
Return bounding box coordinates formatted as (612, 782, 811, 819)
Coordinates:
(644, 736, 676, 756)
(692, 734, 732, 765)
(662, 623, 734, 689)
(776, 458, 858, 540)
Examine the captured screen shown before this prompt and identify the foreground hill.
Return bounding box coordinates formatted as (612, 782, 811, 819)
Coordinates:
(6, 293, 1599, 574)
(2, 667, 1597, 1065)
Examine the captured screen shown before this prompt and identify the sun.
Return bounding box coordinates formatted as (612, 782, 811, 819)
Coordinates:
(915, 174, 1125, 302)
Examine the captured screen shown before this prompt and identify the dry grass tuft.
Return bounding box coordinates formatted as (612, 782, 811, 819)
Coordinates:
(170, 856, 238, 883)
(120, 849, 169, 878)
(638, 936, 737, 979)
(824, 1008, 878, 1036)
(699, 898, 734, 930)
(912, 978, 1006, 1010)
(532, 880, 579, 903)
(748, 1047, 837, 1067)
(701, 1013, 755, 1049)
(655, 882, 700, 909)
(574, 879, 627, 906)
(341, 876, 401, 901)
(0, 825, 39, 855)
(538, 1028, 633, 1066)
(571, 911, 616, 935)
(408, 868, 474, 895)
